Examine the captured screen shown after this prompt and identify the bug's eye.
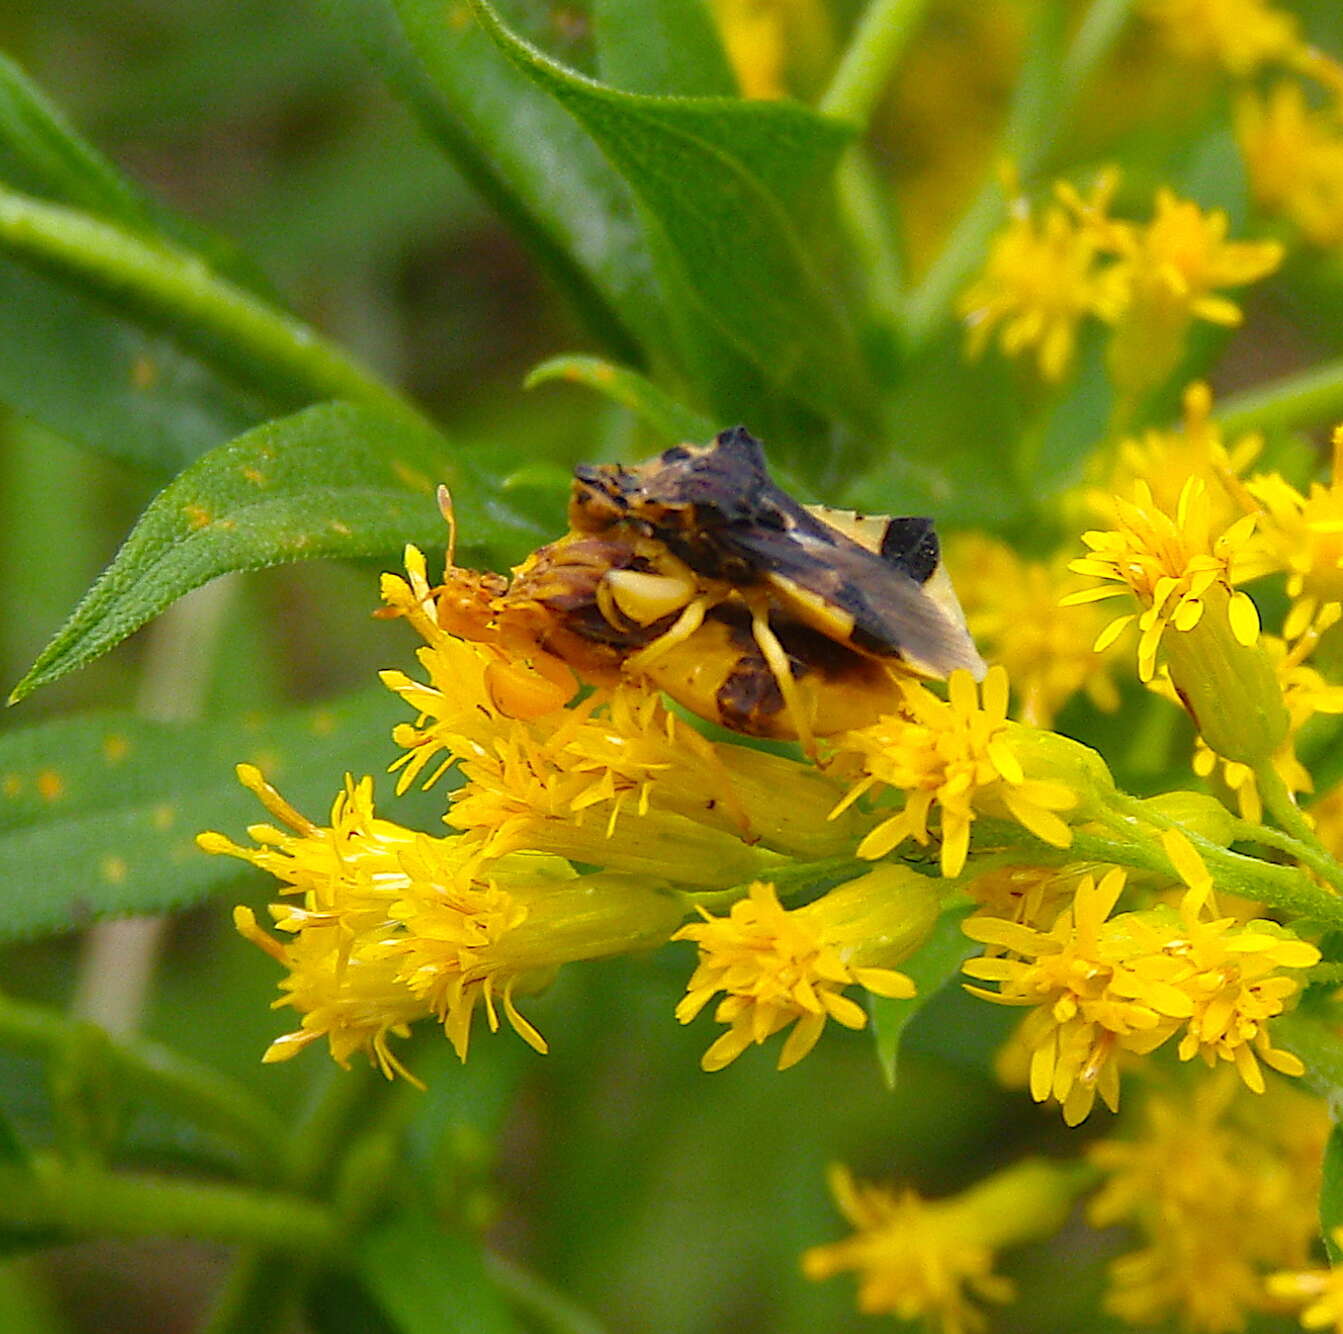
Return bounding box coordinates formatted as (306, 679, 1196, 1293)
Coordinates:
(602, 570, 697, 625)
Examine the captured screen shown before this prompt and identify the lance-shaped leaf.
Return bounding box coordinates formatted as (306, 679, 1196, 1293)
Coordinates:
(525, 354, 715, 445)
(0, 59, 282, 471)
(10, 402, 554, 703)
(0, 686, 431, 942)
(868, 903, 977, 1089)
(0, 258, 262, 474)
(592, 0, 737, 97)
(0, 51, 273, 293)
(326, 0, 654, 362)
(466, 0, 877, 434)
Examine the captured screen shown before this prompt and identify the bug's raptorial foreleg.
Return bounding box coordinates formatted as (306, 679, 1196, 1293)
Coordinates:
(621, 593, 714, 672)
(746, 596, 818, 760)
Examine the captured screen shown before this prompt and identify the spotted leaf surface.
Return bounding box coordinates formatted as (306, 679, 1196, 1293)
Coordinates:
(10, 401, 554, 702)
(0, 687, 424, 941)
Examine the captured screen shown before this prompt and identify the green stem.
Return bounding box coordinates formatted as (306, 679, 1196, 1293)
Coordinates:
(1257, 763, 1337, 859)
(0, 185, 430, 430)
(0, 992, 282, 1172)
(835, 149, 907, 339)
(1095, 798, 1343, 925)
(819, 0, 931, 126)
(1213, 356, 1343, 438)
(485, 1252, 609, 1334)
(0, 1156, 338, 1253)
(1232, 817, 1343, 896)
(202, 1063, 379, 1334)
(904, 0, 1132, 349)
(685, 856, 868, 911)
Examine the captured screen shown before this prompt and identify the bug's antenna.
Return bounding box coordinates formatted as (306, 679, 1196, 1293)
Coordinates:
(437, 485, 458, 567)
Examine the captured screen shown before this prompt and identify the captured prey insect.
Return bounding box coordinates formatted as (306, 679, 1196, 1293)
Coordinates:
(427, 427, 984, 750)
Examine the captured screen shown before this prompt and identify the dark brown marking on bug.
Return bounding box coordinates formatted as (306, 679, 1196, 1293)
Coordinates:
(572, 427, 984, 681)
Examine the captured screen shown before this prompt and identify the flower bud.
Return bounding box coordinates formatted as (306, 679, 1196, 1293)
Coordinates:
(804, 864, 942, 969)
(1001, 721, 1117, 815)
(1136, 791, 1236, 846)
(1160, 582, 1288, 764)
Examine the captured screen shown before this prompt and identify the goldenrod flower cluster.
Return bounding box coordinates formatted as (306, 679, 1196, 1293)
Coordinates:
(200, 173, 1343, 1330)
(964, 833, 1317, 1126)
(1089, 1072, 1327, 1329)
(959, 172, 1282, 395)
(802, 1160, 1073, 1333)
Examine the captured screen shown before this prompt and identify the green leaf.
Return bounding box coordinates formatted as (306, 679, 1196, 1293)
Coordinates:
(0, 52, 277, 297)
(0, 686, 416, 942)
(868, 902, 976, 1089)
(1323, 1122, 1343, 1261)
(592, 0, 737, 97)
(525, 354, 715, 444)
(467, 0, 877, 434)
(325, 0, 654, 362)
(0, 257, 261, 474)
(0, 52, 159, 230)
(11, 402, 548, 703)
(0, 185, 422, 430)
(359, 1212, 517, 1334)
(0, 56, 337, 473)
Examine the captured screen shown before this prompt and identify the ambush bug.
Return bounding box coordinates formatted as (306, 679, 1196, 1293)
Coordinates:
(430, 427, 983, 751)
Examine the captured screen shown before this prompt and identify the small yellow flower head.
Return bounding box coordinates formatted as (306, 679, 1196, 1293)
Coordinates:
(1090, 1072, 1327, 1331)
(421, 687, 793, 887)
(202, 768, 685, 1076)
(964, 836, 1319, 1123)
(964, 868, 1164, 1125)
(1238, 83, 1343, 249)
(1268, 1227, 1343, 1334)
(202, 769, 438, 1080)
(673, 868, 936, 1071)
(1159, 831, 1319, 1089)
(965, 863, 1093, 937)
(1066, 476, 1270, 683)
(1248, 429, 1343, 628)
(1101, 189, 1284, 397)
(957, 172, 1121, 381)
(944, 534, 1123, 728)
(828, 666, 1082, 877)
(1141, 0, 1301, 75)
(391, 860, 684, 1061)
(802, 1160, 1074, 1333)
(1087, 380, 1263, 528)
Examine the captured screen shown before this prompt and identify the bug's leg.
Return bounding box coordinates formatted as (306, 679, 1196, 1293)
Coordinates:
(621, 593, 714, 671)
(746, 598, 818, 760)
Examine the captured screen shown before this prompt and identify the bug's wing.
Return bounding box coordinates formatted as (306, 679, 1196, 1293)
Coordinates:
(730, 510, 986, 681)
